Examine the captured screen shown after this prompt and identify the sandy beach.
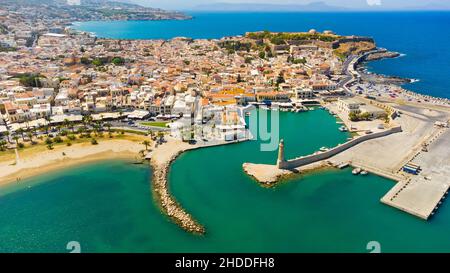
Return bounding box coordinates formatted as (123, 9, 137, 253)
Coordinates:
(0, 139, 146, 187)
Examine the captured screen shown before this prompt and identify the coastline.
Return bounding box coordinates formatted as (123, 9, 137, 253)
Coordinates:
(356, 50, 450, 105)
(0, 139, 145, 187)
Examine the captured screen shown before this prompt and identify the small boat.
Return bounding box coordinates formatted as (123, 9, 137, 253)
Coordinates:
(339, 126, 348, 132)
(319, 147, 329, 152)
(360, 170, 368, 176)
(352, 168, 362, 175)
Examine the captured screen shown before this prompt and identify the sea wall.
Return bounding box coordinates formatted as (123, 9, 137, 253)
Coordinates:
(278, 126, 403, 169)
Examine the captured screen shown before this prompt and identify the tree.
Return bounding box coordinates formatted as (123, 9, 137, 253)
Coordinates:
(142, 140, 151, 150)
(0, 140, 7, 151)
(64, 119, 74, 133)
(16, 128, 25, 141)
(276, 72, 285, 86)
(12, 136, 19, 145)
(360, 112, 371, 121)
(82, 114, 93, 131)
(81, 57, 90, 65)
(349, 112, 359, 121)
(4, 131, 10, 143)
(111, 57, 125, 66)
(92, 58, 104, 67)
(258, 51, 265, 59)
(45, 138, 53, 145)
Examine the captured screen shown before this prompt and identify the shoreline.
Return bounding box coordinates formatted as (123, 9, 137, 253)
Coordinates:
(358, 50, 450, 103)
(0, 139, 145, 187)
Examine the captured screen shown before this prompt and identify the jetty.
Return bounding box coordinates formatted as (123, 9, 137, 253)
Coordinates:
(149, 136, 250, 234)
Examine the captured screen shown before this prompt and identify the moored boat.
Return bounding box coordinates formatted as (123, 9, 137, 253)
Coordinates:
(352, 168, 361, 175)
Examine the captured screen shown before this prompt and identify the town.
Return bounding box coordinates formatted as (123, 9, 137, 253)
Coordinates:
(1, 3, 450, 233)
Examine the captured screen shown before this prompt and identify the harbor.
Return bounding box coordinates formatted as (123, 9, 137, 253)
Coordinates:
(243, 99, 450, 221)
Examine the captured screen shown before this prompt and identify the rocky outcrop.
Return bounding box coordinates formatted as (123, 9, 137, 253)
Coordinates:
(365, 51, 401, 61)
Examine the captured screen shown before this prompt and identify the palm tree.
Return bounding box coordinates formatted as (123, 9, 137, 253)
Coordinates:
(142, 140, 150, 150)
(4, 131, 11, 144)
(105, 123, 112, 134)
(16, 128, 25, 141)
(42, 125, 50, 136)
(0, 140, 7, 151)
(82, 114, 93, 131)
(12, 135, 19, 145)
(63, 119, 73, 133)
(149, 131, 155, 141)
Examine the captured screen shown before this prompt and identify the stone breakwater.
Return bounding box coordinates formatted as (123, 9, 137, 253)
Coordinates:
(148, 137, 251, 234)
(151, 151, 205, 235)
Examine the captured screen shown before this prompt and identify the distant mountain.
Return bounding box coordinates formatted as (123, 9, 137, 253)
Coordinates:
(193, 1, 347, 12)
(1, 0, 191, 20)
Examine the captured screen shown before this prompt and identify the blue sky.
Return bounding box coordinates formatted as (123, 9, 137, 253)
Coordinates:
(128, 0, 450, 10)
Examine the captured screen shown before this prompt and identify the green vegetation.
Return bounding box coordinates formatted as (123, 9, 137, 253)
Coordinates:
(111, 57, 125, 65)
(246, 31, 340, 43)
(140, 121, 169, 128)
(80, 57, 91, 65)
(218, 40, 251, 53)
(287, 55, 307, 64)
(92, 58, 104, 66)
(0, 46, 16, 52)
(258, 51, 266, 59)
(333, 50, 347, 61)
(17, 73, 45, 88)
(349, 112, 372, 122)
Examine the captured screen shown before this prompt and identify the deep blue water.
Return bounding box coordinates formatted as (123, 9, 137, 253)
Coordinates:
(73, 12, 450, 99)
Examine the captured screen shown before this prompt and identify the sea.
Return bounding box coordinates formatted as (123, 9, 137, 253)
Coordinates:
(1, 109, 450, 253)
(1, 12, 450, 253)
(72, 11, 450, 99)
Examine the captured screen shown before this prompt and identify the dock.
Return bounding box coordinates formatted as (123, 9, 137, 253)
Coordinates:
(381, 178, 449, 220)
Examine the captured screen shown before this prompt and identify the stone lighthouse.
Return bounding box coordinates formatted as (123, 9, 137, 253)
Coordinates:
(277, 139, 286, 169)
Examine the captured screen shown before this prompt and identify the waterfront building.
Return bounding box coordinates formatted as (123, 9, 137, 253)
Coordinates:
(337, 98, 361, 115)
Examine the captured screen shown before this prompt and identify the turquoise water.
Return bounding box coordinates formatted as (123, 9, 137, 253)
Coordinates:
(1, 109, 450, 253)
(73, 12, 450, 99)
